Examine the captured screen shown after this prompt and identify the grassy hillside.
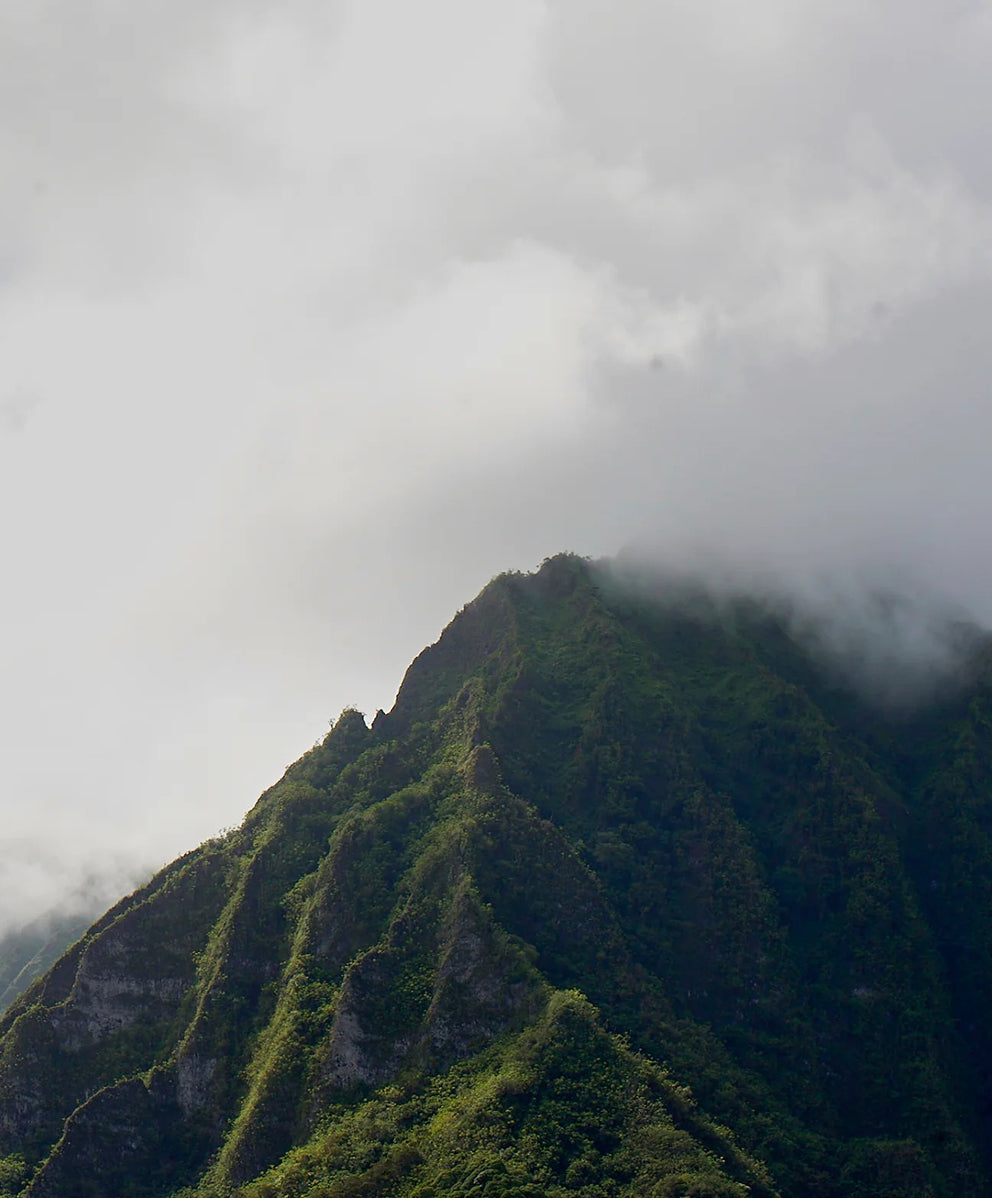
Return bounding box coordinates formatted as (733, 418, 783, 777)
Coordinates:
(1, 554, 990, 1197)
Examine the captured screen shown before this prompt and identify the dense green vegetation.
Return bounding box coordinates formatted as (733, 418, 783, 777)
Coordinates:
(1, 554, 991, 1196)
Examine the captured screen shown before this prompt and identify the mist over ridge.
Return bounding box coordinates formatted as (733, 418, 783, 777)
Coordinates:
(603, 543, 990, 713)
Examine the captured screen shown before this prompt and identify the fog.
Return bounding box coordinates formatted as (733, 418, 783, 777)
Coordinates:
(2, 0, 992, 932)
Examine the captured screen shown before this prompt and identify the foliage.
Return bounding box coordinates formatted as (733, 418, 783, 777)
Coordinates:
(0, 554, 991, 1196)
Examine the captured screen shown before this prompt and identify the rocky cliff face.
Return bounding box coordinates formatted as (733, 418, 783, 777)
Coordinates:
(1, 555, 991, 1198)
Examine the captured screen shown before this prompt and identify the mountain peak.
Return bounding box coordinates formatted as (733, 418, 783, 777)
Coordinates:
(1, 556, 991, 1196)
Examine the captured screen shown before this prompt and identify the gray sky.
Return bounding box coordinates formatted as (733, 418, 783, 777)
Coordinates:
(2, 0, 992, 930)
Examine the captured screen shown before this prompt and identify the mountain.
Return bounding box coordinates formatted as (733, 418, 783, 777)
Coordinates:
(2, 553, 991, 1198)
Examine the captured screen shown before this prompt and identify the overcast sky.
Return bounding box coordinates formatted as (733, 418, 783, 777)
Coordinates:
(2, 0, 992, 930)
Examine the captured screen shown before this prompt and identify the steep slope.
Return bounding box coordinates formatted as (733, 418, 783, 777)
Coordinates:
(1, 554, 990, 1198)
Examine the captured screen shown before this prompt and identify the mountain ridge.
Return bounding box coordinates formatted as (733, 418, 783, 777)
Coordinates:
(1, 553, 991, 1197)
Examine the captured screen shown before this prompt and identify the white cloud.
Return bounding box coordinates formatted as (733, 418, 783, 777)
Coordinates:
(2, 0, 992, 933)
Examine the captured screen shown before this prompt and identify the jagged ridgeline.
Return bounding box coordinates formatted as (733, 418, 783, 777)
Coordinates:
(2, 554, 992, 1198)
